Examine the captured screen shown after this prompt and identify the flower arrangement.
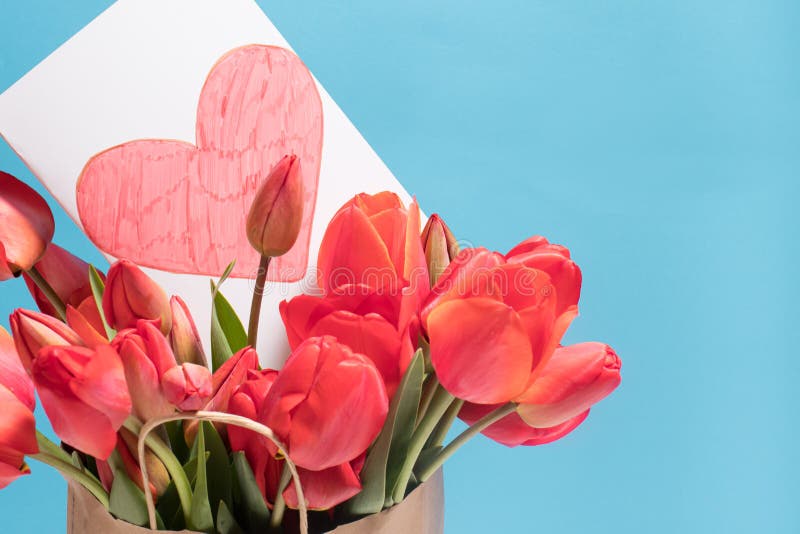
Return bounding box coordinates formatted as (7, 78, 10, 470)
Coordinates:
(0, 161, 621, 533)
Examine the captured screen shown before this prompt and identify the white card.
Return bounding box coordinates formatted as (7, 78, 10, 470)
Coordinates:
(0, 0, 412, 368)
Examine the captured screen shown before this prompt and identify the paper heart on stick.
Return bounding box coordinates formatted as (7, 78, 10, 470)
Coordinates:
(76, 45, 323, 281)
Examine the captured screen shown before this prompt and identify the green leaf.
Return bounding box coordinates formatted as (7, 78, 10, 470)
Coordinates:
(165, 420, 191, 464)
(158, 453, 209, 531)
(344, 350, 425, 515)
(210, 262, 247, 371)
(88, 265, 116, 339)
(202, 422, 233, 522)
(214, 290, 247, 356)
(232, 451, 271, 531)
(216, 500, 245, 534)
(188, 424, 214, 532)
(109, 468, 150, 527)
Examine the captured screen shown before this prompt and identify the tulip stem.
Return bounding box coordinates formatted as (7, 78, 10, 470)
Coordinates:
(27, 265, 67, 321)
(416, 402, 517, 483)
(426, 398, 465, 449)
(31, 451, 110, 508)
(392, 385, 454, 503)
(123, 417, 193, 526)
(416, 374, 439, 427)
(247, 255, 271, 349)
(269, 462, 292, 530)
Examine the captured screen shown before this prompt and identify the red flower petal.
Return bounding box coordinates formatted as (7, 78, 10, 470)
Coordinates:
(427, 298, 533, 404)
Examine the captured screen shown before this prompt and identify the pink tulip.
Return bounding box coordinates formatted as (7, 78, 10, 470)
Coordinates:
(9, 308, 84, 372)
(0, 327, 37, 488)
(103, 260, 171, 334)
(0, 171, 54, 280)
(32, 344, 131, 459)
(113, 320, 210, 420)
(246, 155, 304, 258)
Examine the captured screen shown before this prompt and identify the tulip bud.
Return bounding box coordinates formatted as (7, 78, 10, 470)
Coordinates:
(22, 244, 96, 317)
(161, 363, 212, 411)
(246, 155, 304, 257)
(168, 296, 207, 367)
(420, 214, 459, 286)
(0, 171, 55, 281)
(9, 308, 84, 371)
(118, 428, 170, 498)
(516, 342, 621, 428)
(103, 260, 171, 335)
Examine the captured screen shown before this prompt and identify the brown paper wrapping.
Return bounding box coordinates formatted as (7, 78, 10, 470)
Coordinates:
(67, 469, 444, 534)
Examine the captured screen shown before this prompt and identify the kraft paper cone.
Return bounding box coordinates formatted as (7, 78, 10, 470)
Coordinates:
(67, 470, 444, 534)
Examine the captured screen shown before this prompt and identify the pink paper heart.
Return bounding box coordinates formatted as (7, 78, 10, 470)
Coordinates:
(77, 45, 323, 281)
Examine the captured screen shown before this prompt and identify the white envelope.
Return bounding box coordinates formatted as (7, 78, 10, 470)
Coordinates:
(0, 0, 412, 368)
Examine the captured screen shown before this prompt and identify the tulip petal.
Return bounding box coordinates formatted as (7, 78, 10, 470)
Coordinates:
(66, 303, 108, 349)
(309, 311, 405, 396)
(516, 342, 621, 427)
(0, 385, 38, 456)
(0, 326, 34, 410)
(506, 238, 581, 316)
(0, 457, 30, 489)
(0, 171, 54, 273)
(317, 205, 396, 292)
(283, 462, 362, 510)
(70, 345, 132, 430)
(460, 401, 588, 447)
(428, 298, 533, 404)
(37, 384, 118, 459)
(422, 248, 505, 321)
(119, 339, 172, 421)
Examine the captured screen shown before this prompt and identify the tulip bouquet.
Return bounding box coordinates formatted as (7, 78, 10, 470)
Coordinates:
(0, 159, 621, 533)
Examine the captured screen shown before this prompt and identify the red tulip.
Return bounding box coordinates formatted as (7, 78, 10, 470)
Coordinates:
(316, 192, 428, 329)
(168, 296, 207, 367)
(420, 214, 459, 286)
(0, 326, 37, 488)
(227, 369, 280, 497)
(246, 155, 304, 258)
(9, 308, 84, 372)
(228, 369, 363, 510)
(505, 236, 582, 316)
(103, 260, 171, 334)
(113, 320, 211, 420)
(32, 344, 131, 459)
(0, 171, 54, 280)
(280, 286, 414, 397)
(516, 342, 621, 428)
(422, 245, 576, 404)
(22, 244, 98, 317)
(259, 336, 388, 471)
(459, 402, 589, 447)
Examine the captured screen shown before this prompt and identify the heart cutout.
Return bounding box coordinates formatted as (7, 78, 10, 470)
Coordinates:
(76, 45, 323, 281)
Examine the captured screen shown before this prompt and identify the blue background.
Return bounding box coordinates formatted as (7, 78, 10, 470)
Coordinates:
(1, 1, 798, 532)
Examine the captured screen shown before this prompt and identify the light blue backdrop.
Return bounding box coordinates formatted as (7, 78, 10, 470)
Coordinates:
(1, 1, 798, 532)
